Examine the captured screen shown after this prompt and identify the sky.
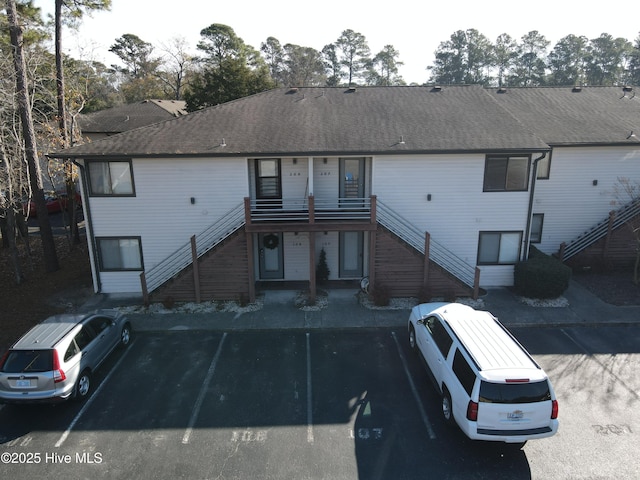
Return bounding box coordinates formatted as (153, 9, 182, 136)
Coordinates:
(34, 0, 640, 85)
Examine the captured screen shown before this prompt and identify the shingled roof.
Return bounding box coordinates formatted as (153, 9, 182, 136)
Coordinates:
(488, 85, 640, 146)
(54, 85, 640, 160)
(77, 99, 187, 135)
(54, 85, 550, 158)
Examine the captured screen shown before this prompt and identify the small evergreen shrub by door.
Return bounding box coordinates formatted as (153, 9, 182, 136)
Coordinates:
(316, 248, 330, 283)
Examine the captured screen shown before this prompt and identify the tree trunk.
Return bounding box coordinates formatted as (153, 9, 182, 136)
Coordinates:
(55, 0, 68, 149)
(0, 130, 24, 283)
(6, 0, 59, 272)
(55, 0, 81, 245)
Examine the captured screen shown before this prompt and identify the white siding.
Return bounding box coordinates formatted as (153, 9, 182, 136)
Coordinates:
(281, 158, 310, 202)
(87, 157, 249, 294)
(533, 146, 640, 255)
(373, 154, 532, 287)
(313, 157, 339, 200)
(283, 232, 309, 280)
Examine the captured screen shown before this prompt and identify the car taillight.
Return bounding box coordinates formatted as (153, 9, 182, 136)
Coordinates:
(551, 399, 559, 419)
(466, 400, 478, 421)
(52, 351, 66, 383)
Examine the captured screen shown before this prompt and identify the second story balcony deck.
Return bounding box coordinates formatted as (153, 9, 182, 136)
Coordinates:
(244, 195, 377, 233)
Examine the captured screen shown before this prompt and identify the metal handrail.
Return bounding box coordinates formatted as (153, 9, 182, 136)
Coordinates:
(144, 202, 245, 292)
(376, 200, 477, 288)
(561, 199, 640, 260)
(144, 196, 478, 294)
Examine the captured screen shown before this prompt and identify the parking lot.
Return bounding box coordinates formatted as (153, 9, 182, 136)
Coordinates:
(1, 326, 639, 479)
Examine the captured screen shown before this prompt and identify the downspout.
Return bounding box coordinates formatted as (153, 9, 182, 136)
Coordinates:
(72, 159, 101, 293)
(523, 152, 547, 260)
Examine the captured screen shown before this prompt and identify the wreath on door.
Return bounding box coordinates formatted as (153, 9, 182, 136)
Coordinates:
(263, 234, 279, 250)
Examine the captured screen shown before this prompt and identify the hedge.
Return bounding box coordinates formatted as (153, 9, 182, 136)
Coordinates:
(513, 246, 572, 299)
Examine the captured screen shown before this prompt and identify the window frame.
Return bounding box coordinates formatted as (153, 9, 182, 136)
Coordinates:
(477, 231, 523, 265)
(483, 155, 531, 192)
(530, 213, 544, 243)
(86, 159, 136, 197)
(96, 236, 144, 272)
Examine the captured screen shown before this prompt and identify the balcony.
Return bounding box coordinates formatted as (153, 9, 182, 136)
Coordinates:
(244, 195, 377, 233)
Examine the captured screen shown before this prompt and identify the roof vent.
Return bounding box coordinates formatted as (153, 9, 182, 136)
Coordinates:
(622, 85, 633, 92)
(347, 86, 357, 93)
(572, 86, 582, 93)
(497, 87, 507, 94)
(431, 85, 443, 92)
(286, 87, 299, 94)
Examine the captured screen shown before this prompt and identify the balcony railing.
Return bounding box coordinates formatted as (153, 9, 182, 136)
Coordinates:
(247, 196, 373, 223)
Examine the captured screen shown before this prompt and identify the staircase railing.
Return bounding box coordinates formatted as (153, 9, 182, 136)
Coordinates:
(143, 202, 245, 293)
(561, 199, 640, 261)
(376, 200, 477, 288)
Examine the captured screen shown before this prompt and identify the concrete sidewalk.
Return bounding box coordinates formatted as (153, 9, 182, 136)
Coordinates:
(83, 279, 639, 332)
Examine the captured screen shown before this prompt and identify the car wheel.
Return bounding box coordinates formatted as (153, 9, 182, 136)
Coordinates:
(120, 323, 132, 347)
(442, 388, 455, 426)
(409, 325, 417, 350)
(75, 370, 91, 400)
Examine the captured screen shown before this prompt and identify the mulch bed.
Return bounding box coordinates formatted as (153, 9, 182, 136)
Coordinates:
(573, 270, 640, 306)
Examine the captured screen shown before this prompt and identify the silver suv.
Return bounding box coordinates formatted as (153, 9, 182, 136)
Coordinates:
(0, 310, 131, 404)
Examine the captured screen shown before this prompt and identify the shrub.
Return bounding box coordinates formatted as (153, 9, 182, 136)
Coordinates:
(162, 295, 176, 309)
(514, 246, 572, 299)
(316, 248, 330, 283)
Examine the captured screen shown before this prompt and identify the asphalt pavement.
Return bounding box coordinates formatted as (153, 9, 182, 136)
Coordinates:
(82, 278, 640, 332)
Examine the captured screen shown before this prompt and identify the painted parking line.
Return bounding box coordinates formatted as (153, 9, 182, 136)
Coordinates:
(55, 339, 137, 448)
(182, 332, 227, 445)
(391, 331, 436, 440)
(306, 332, 314, 444)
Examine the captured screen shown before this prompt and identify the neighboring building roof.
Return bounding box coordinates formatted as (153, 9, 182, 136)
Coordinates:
(77, 99, 188, 135)
(55, 85, 640, 159)
(488, 86, 640, 146)
(55, 85, 549, 158)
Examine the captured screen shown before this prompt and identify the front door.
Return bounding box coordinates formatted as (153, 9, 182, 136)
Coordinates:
(339, 231, 363, 278)
(258, 233, 284, 279)
(255, 158, 282, 208)
(339, 157, 365, 202)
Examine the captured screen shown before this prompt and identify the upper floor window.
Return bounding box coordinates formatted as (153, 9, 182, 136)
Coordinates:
(87, 160, 135, 196)
(477, 231, 522, 265)
(483, 155, 530, 192)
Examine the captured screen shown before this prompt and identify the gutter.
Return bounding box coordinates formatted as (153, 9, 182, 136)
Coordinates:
(72, 159, 102, 293)
(523, 152, 547, 260)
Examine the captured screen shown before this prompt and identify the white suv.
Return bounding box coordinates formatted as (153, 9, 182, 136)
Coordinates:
(408, 302, 559, 445)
